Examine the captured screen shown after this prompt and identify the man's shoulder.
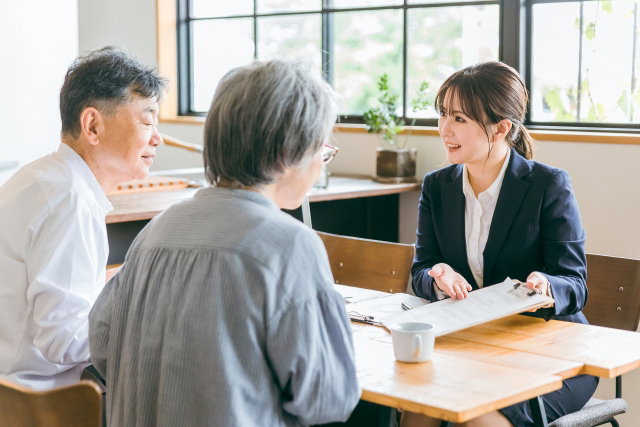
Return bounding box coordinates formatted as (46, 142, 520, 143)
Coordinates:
(1, 153, 97, 220)
(27, 152, 101, 212)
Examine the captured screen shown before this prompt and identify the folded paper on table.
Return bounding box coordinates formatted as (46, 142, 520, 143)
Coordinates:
(380, 278, 554, 337)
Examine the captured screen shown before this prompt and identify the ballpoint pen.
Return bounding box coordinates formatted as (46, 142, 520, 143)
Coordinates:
(401, 302, 413, 311)
(348, 312, 383, 326)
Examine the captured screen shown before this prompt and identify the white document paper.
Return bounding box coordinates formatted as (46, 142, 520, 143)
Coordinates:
(380, 278, 554, 336)
(345, 293, 428, 321)
(333, 284, 389, 304)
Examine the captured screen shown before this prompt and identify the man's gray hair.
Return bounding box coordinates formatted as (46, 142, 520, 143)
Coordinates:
(204, 60, 338, 188)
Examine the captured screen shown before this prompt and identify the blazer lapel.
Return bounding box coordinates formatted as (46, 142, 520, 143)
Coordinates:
(441, 165, 478, 288)
(483, 149, 532, 282)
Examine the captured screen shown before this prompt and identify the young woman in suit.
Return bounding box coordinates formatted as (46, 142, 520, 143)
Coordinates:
(401, 61, 598, 427)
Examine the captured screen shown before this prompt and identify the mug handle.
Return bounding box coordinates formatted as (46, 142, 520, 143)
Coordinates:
(413, 334, 422, 358)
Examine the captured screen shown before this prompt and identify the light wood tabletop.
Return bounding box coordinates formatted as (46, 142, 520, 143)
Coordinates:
(352, 328, 563, 423)
(351, 313, 640, 423)
(448, 315, 640, 378)
(351, 323, 583, 380)
(105, 176, 421, 224)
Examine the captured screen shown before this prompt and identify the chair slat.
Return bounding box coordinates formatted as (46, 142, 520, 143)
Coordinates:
(0, 379, 102, 427)
(583, 254, 640, 332)
(317, 232, 414, 294)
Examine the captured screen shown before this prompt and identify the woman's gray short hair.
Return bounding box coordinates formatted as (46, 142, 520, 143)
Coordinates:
(203, 60, 338, 187)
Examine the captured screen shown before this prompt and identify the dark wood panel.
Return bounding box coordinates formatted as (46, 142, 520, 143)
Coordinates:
(582, 254, 640, 331)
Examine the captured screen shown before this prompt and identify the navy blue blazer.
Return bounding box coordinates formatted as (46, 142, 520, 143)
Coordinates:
(411, 148, 588, 324)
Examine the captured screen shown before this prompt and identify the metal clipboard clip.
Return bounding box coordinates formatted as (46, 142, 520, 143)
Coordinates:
(348, 311, 383, 326)
(512, 281, 543, 297)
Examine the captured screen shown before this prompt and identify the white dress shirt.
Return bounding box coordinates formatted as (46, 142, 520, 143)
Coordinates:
(435, 149, 510, 299)
(0, 143, 112, 390)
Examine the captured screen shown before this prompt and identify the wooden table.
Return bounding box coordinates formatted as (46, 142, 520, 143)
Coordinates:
(350, 315, 640, 426)
(105, 176, 422, 264)
(106, 176, 421, 223)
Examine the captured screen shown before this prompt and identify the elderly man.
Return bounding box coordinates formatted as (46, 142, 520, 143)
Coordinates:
(0, 46, 166, 390)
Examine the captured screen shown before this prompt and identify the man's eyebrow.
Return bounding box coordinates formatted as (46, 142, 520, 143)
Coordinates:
(144, 105, 159, 113)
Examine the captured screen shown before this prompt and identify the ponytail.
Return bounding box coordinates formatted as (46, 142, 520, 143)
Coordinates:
(512, 124, 535, 160)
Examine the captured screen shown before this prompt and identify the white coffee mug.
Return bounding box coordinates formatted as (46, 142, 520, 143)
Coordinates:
(389, 322, 435, 363)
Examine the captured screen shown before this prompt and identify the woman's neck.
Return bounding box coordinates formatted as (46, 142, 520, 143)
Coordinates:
(466, 144, 509, 197)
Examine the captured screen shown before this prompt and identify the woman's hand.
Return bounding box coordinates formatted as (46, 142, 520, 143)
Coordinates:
(525, 271, 550, 312)
(525, 271, 549, 295)
(429, 263, 472, 300)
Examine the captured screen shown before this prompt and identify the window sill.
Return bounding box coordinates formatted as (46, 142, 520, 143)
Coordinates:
(333, 124, 640, 145)
(158, 118, 640, 145)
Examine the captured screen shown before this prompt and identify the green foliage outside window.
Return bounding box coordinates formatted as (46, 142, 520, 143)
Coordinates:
(541, 0, 640, 124)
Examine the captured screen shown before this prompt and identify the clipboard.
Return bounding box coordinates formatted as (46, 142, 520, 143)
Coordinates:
(380, 278, 554, 336)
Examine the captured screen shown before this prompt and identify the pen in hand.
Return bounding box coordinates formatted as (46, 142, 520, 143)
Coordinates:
(401, 302, 413, 311)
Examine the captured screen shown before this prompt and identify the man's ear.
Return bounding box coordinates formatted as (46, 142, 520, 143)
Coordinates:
(491, 119, 513, 143)
(79, 107, 103, 146)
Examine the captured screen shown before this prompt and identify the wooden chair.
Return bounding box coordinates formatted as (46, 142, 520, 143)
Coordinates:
(317, 232, 415, 294)
(0, 379, 102, 427)
(549, 254, 640, 427)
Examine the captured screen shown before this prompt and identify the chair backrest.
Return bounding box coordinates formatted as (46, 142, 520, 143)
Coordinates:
(317, 232, 415, 294)
(583, 254, 640, 331)
(0, 379, 102, 427)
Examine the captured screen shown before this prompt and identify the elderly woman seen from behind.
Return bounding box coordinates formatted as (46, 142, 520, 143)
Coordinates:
(89, 60, 361, 427)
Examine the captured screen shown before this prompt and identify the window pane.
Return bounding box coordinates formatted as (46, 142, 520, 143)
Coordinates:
(407, 5, 499, 118)
(192, 19, 255, 112)
(257, 14, 322, 74)
(192, 0, 253, 18)
(257, 0, 320, 14)
(333, 9, 403, 115)
(532, 1, 639, 124)
(332, 0, 402, 8)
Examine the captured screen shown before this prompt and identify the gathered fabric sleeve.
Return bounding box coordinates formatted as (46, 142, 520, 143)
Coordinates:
(266, 288, 360, 425)
(538, 169, 588, 319)
(411, 173, 446, 302)
(25, 205, 107, 367)
(88, 273, 116, 377)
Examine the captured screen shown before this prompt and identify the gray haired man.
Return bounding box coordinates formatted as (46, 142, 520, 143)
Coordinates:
(0, 47, 167, 390)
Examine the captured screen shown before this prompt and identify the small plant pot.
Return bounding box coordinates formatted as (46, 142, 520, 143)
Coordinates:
(374, 147, 417, 183)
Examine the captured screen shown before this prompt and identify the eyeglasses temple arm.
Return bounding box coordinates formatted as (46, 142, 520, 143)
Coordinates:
(301, 196, 312, 228)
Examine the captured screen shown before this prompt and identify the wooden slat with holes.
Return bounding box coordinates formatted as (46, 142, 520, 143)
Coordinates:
(353, 336, 562, 423)
(447, 315, 640, 378)
(107, 176, 189, 196)
(350, 323, 582, 380)
(106, 188, 199, 224)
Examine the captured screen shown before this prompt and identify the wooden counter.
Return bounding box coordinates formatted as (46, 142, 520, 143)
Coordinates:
(106, 176, 421, 224)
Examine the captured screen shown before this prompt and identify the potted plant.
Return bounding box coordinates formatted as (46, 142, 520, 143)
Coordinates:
(364, 74, 429, 183)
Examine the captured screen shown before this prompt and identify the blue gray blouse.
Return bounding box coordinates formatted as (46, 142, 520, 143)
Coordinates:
(89, 187, 361, 427)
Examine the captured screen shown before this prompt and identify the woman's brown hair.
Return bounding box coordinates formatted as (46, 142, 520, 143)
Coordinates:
(434, 61, 534, 160)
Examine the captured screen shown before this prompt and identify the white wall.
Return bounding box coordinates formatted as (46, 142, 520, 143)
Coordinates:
(0, 0, 79, 184)
(78, 0, 640, 423)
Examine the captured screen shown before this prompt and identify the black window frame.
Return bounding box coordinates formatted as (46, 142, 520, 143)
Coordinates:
(177, 0, 640, 132)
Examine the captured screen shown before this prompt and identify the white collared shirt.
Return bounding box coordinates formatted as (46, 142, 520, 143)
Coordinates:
(0, 143, 112, 390)
(463, 148, 511, 288)
(434, 149, 510, 299)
